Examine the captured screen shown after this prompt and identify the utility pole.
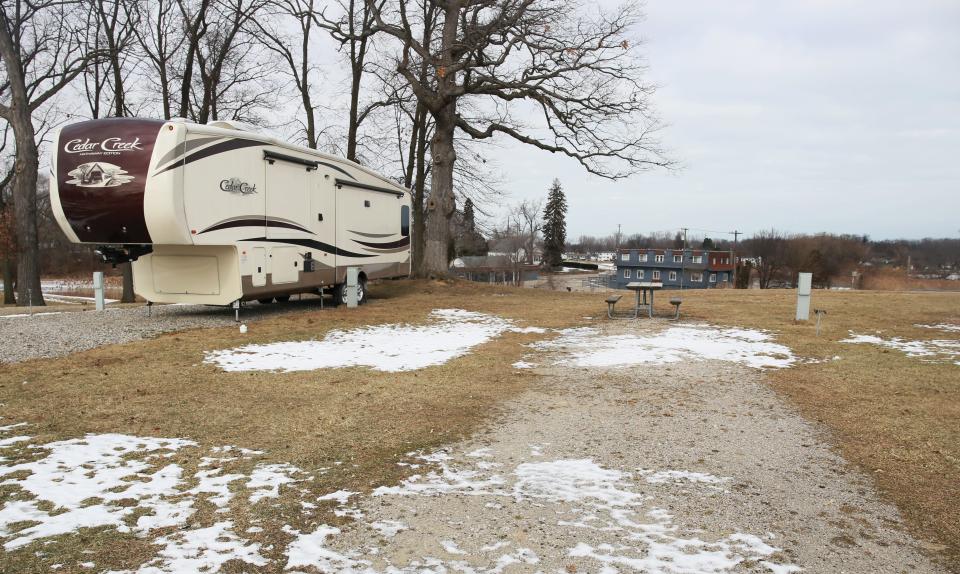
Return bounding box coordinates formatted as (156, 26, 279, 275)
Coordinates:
(680, 227, 688, 292)
(731, 229, 741, 289)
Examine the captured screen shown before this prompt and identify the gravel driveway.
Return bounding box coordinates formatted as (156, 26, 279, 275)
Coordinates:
(301, 321, 944, 573)
(0, 298, 327, 364)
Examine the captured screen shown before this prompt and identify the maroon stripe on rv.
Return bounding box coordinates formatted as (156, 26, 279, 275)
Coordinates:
(56, 118, 165, 244)
(152, 138, 266, 176)
(352, 237, 411, 249)
(198, 218, 312, 234)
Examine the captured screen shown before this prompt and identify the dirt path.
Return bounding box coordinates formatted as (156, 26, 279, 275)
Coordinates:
(297, 322, 943, 573)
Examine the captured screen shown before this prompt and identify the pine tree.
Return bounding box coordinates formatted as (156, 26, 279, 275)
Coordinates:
(463, 198, 476, 232)
(542, 179, 567, 268)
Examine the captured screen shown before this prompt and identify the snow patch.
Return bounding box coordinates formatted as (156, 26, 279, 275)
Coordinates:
(206, 309, 537, 373)
(533, 324, 796, 370)
(916, 323, 960, 333)
(841, 331, 960, 365)
(641, 469, 729, 485)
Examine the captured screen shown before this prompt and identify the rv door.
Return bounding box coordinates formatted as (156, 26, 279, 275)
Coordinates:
(265, 156, 311, 239)
(310, 171, 336, 269)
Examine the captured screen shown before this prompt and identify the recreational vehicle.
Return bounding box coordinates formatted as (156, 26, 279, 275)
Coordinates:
(49, 118, 411, 306)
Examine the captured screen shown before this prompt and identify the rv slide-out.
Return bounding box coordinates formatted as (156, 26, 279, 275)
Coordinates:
(50, 118, 411, 305)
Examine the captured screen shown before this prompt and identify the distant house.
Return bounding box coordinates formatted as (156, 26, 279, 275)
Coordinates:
(614, 248, 736, 289)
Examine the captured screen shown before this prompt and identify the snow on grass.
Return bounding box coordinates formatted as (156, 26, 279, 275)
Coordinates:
(246, 463, 301, 504)
(841, 332, 960, 365)
(206, 309, 541, 373)
(0, 311, 65, 319)
(122, 521, 268, 574)
(512, 361, 536, 369)
(0, 433, 195, 550)
(0, 428, 298, 573)
(532, 324, 796, 370)
(916, 323, 960, 333)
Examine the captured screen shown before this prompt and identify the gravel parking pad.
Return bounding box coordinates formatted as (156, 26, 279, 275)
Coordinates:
(0, 299, 326, 364)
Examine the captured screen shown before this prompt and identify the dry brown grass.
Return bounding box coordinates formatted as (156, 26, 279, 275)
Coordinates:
(666, 287, 960, 568)
(0, 280, 958, 571)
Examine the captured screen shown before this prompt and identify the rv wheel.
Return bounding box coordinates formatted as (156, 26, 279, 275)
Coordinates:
(335, 279, 367, 306)
(257, 298, 274, 304)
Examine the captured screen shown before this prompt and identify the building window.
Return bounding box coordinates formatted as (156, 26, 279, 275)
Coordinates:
(639, 254, 648, 262)
(710, 273, 717, 283)
(652, 270, 661, 280)
(637, 270, 644, 279)
(692, 272, 703, 282)
(655, 254, 664, 263)
(668, 271, 677, 281)
(621, 253, 630, 261)
(721, 273, 728, 282)
(692, 255, 702, 264)
(623, 269, 631, 278)
(673, 255, 682, 263)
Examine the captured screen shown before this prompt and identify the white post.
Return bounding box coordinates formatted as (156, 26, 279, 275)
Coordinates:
(93, 271, 105, 311)
(346, 267, 359, 308)
(796, 272, 812, 321)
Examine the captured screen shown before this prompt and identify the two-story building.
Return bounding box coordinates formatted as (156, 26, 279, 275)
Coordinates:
(613, 248, 736, 289)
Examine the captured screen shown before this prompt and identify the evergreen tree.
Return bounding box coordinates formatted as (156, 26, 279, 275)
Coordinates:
(542, 179, 568, 267)
(701, 237, 715, 250)
(463, 198, 476, 232)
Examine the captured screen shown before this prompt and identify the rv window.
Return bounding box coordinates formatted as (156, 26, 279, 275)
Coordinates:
(401, 205, 410, 237)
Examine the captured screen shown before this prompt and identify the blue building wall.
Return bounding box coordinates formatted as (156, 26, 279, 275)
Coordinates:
(613, 249, 734, 290)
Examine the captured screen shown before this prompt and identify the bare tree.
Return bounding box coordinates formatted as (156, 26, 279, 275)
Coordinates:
(132, 0, 179, 119)
(369, 0, 671, 275)
(0, 0, 99, 306)
(83, 0, 141, 303)
(516, 199, 542, 264)
(744, 229, 787, 289)
(0, 127, 15, 303)
(255, 0, 325, 147)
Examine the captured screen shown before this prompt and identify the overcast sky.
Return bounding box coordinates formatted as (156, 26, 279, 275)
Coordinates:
(483, 0, 960, 241)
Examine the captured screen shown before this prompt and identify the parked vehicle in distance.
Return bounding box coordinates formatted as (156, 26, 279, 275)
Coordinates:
(50, 118, 411, 306)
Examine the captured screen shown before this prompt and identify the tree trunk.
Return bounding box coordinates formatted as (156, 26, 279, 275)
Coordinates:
(2, 257, 15, 304)
(0, 23, 44, 306)
(410, 104, 428, 278)
(11, 131, 44, 307)
(120, 263, 135, 302)
(423, 105, 456, 276)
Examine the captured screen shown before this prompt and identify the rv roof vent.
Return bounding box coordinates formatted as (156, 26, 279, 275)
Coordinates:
(207, 120, 257, 132)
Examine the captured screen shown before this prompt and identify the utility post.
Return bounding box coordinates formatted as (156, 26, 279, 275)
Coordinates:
(680, 227, 688, 292)
(731, 229, 742, 288)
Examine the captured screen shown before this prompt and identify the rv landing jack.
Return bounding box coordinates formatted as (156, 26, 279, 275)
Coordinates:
(232, 300, 241, 322)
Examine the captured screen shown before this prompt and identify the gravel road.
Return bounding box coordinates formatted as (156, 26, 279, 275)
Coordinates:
(307, 321, 944, 573)
(0, 297, 328, 364)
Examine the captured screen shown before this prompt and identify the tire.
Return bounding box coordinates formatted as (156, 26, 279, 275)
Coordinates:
(257, 298, 274, 304)
(274, 295, 290, 303)
(335, 278, 367, 306)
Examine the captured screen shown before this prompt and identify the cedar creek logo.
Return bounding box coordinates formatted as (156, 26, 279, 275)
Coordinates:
(63, 137, 144, 154)
(220, 177, 257, 195)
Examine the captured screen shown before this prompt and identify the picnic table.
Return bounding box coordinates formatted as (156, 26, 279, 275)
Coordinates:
(625, 281, 663, 318)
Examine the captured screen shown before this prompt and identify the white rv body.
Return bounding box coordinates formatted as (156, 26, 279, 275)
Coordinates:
(50, 118, 411, 305)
